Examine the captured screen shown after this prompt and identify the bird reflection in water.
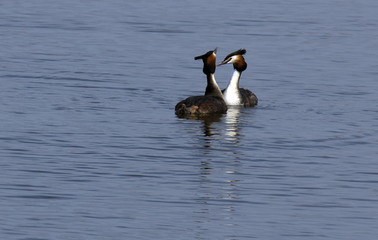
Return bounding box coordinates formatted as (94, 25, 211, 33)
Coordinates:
(198, 106, 242, 145)
(189, 107, 251, 237)
(195, 113, 223, 138)
(177, 106, 243, 148)
(175, 107, 249, 235)
(224, 106, 241, 144)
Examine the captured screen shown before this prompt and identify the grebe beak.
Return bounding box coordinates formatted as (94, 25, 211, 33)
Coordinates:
(217, 58, 231, 66)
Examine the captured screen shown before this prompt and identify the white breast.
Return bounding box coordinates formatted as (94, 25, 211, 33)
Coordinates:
(224, 88, 242, 105)
(223, 70, 242, 105)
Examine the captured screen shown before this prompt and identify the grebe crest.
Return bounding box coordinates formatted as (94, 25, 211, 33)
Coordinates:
(194, 47, 217, 75)
(218, 49, 247, 72)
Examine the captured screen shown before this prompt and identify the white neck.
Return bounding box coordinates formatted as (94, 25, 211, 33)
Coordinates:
(227, 70, 241, 90)
(223, 70, 242, 105)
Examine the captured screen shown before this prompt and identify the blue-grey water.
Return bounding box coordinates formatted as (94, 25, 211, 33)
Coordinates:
(1, 0, 378, 239)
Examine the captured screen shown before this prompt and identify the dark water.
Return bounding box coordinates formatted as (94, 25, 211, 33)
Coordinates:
(1, 0, 378, 239)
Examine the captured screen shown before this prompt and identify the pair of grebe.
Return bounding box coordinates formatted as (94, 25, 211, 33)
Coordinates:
(175, 48, 257, 117)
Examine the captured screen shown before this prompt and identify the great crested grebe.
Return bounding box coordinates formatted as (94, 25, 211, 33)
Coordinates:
(218, 49, 258, 107)
(175, 48, 227, 117)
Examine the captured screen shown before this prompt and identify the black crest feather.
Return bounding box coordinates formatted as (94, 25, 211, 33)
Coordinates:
(194, 48, 217, 60)
(223, 49, 246, 61)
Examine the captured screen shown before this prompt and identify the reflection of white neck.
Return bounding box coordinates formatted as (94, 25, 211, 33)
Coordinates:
(225, 106, 241, 141)
(223, 70, 241, 105)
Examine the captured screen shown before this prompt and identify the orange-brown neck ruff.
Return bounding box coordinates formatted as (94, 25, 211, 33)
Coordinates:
(233, 55, 247, 72)
(195, 50, 217, 75)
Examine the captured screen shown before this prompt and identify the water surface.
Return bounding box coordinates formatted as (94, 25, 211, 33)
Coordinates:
(1, 0, 378, 239)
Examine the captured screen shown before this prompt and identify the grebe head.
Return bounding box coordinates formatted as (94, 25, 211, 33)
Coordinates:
(194, 47, 217, 75)
(217, 49, 247, 72)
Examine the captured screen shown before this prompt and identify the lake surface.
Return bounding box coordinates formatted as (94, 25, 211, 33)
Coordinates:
(1, 0, 378, 239)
